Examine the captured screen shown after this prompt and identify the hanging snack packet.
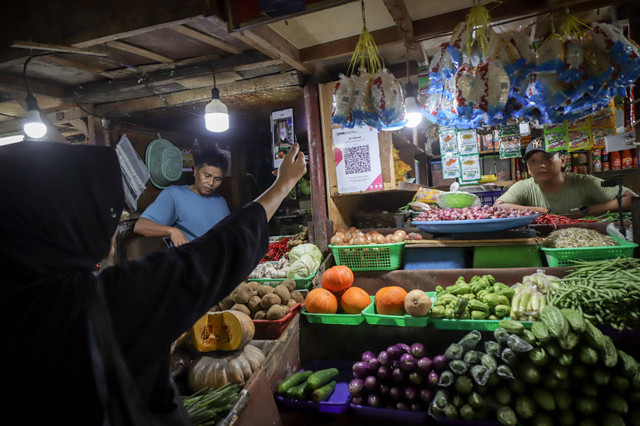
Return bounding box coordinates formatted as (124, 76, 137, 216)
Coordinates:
(350, 71, 379, 128)
(447, 22, 467, 68)
(331, 73, 355, 126)
(428, 42, 456, 79)
(535, 36, 566, 73)
(592, 23, 640, 86)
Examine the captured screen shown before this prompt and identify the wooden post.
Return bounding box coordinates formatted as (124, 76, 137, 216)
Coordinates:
(303, 79, 330, 252)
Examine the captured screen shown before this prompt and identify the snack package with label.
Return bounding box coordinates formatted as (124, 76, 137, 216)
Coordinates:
(369, 68, 407, 130)
(447, 22, 467, 68)
(592, 23, 640, 85)
(331, 73, 355, 126)
(428, 42, 456, 80)
(535, 36, 566, 73)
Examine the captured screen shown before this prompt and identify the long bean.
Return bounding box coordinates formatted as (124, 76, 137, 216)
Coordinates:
(549, 258, 640, 331)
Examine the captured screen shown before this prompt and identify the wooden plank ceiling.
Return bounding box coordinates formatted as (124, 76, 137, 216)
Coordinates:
(0, 0, 636, 142)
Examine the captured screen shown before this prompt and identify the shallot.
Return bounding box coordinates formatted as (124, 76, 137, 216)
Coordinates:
(415, 206, 537, 222)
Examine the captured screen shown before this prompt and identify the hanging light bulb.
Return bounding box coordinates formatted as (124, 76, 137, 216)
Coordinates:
(23, 93, 47, 139)
(404, 82, 423, 128)
(204, 68, 229, 132)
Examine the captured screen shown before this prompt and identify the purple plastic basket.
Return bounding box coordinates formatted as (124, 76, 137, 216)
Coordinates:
(275, 360, 354, 414)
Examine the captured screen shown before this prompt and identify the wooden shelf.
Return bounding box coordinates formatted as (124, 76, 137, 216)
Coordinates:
(593, 168, 639, 177)
(429, 150, 501, 160)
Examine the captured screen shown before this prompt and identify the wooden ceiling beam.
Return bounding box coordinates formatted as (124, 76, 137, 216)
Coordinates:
(11, 41, 109, 57)
(0, 72, 67, 100)
(168, 25, 243, 55)
(94, 70, 304, 116)
(300, 0, 630, 63)
(106, 41, 174, 64)
(382, 0, 424, 64)
(43, 55, 118, 79)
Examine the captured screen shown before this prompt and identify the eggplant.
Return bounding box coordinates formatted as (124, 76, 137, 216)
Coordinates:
(399, 353, 416, 373)
(351, 396, 364, 406)
(349, 378, 365, 396)
(368, 356, 381, 370)
(379, 383, 390, 397)
(396, 401, 410, 411)
(417, 356, 432, 374)
(410, 343, 426, 358)
(409, 371, 424, 386)
(352, 361, 371, 379)
(367, 393, 382, 408)
(427, 370, 439, 388)
(387, 345, 403, 360)
(363, 375, 378, 392)
(389, 386, 403, 401)
(391, 367, 406, 384)
(377, 365, 391, 380)
(396, 343, 411, 353)
(361, 350, 376, 363)
(411, 402, 423, 412)
(377, 350, 390, 366)
(420, 387, 433, 404)
(432, 355, 447, 372)
(404, 386, 417, 401)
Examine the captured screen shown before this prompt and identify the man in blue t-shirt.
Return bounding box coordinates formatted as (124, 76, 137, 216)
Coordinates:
(134, 151, 230, 246)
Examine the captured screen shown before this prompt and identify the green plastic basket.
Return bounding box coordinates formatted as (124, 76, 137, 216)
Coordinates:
(302, 307, 367, 325)
(362, 293, 435, 327)
(540, 235, 637, 267)
(249, 269, 317, 290)
(329, 242, 405, 271)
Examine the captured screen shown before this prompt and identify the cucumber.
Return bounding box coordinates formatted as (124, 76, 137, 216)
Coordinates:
(306, 368, 339, 390)
(277, 370, 313, 395)
(285, 380, 309, 400)
(310, 380, 336, 402)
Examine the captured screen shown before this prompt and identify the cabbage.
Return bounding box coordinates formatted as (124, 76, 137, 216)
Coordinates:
(288, 243, 323, 265)
(287, 253, 318, 278)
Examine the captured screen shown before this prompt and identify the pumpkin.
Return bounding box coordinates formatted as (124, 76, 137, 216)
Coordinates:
(190, 309, 255, 352)
(375, 286, 407, 316)
(340, 286, 371, 314)
(188, 344, 265, 392)
(321, 265, 354, 293)
(305, 288, 338, 314)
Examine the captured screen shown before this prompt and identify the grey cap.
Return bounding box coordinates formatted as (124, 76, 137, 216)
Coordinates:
(522, 137, 547, 162)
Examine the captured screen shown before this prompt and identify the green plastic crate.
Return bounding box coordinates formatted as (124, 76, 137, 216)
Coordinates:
(362, 293, 435, 327)
(249, 269, 317, 290)
(329, 242, 405, 271)
(302, 307, 366, 325)
(540, 235, 637, 267)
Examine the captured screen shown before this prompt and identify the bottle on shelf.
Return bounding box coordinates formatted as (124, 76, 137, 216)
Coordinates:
(634, 149, 638, 169)
(602, 149, 610, 171)
(571, 153, 580, 173)
(611, 150, 622, 170)
(592, 148, 602, 172)
(622, 149, 632, 169)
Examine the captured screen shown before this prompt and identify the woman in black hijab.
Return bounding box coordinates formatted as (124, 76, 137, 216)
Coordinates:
(0, 140, 307, 425)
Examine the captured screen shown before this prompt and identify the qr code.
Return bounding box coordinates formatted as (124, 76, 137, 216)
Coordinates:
(344, 145, 371, 175)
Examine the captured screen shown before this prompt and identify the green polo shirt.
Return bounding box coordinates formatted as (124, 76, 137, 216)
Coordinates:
(497, 173, 628, 215)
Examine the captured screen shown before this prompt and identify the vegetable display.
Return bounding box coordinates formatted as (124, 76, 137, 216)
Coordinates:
(287, 243, 323, 278)
(544, 227, 619, 248)
(548, 257, 640, 330)
(188, 344, 265, 392)
(190, 310, 255, 352)
(320, 265, 354, 293)
(181, 383, 242, 426)
(415, 206, 537, 222)
(432, 275, 515, 320)
(306, 265, 372, 315)
(348, 343, 446, 412)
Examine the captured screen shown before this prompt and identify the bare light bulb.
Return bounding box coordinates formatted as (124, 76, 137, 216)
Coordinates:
(404, 96, 423, 128)
(204, 87, 229, 132)
(23, 109, 47, 138)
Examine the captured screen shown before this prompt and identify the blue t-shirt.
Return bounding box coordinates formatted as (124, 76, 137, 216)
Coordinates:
(140, 185, 230, 241)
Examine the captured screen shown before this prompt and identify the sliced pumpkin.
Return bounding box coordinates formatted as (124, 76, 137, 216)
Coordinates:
(190, 309, 255, 352)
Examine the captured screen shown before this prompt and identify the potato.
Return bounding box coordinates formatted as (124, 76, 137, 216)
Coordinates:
(247, 295, 262, 314)
(286, 298, 298, 308)
(273, 284, 290, 304)
(247, 281, 261, 291)
(218, 296, 234, 311)
(254, 310, 266, 319)
(230, 283, 253, 304)
(260, 293, 281, 310)
(280, 278, 297, 292)
(230, 303, 251, 317)
(267, 304, 289, 320)
(257, 285, 274, 298)
(290, 290, 305, 304)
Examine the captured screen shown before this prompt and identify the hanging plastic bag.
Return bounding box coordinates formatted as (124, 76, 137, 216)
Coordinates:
(331, 73, 355, 126)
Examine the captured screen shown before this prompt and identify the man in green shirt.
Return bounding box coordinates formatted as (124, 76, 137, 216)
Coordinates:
(495, 138, 638, 216)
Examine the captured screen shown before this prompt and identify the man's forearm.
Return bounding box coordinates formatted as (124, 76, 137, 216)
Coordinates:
(494, 201, 548, 214)
(133, 217, 174, 237)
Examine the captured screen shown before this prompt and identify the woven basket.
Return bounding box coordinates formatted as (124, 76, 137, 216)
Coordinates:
(145, 138, 183, 189)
